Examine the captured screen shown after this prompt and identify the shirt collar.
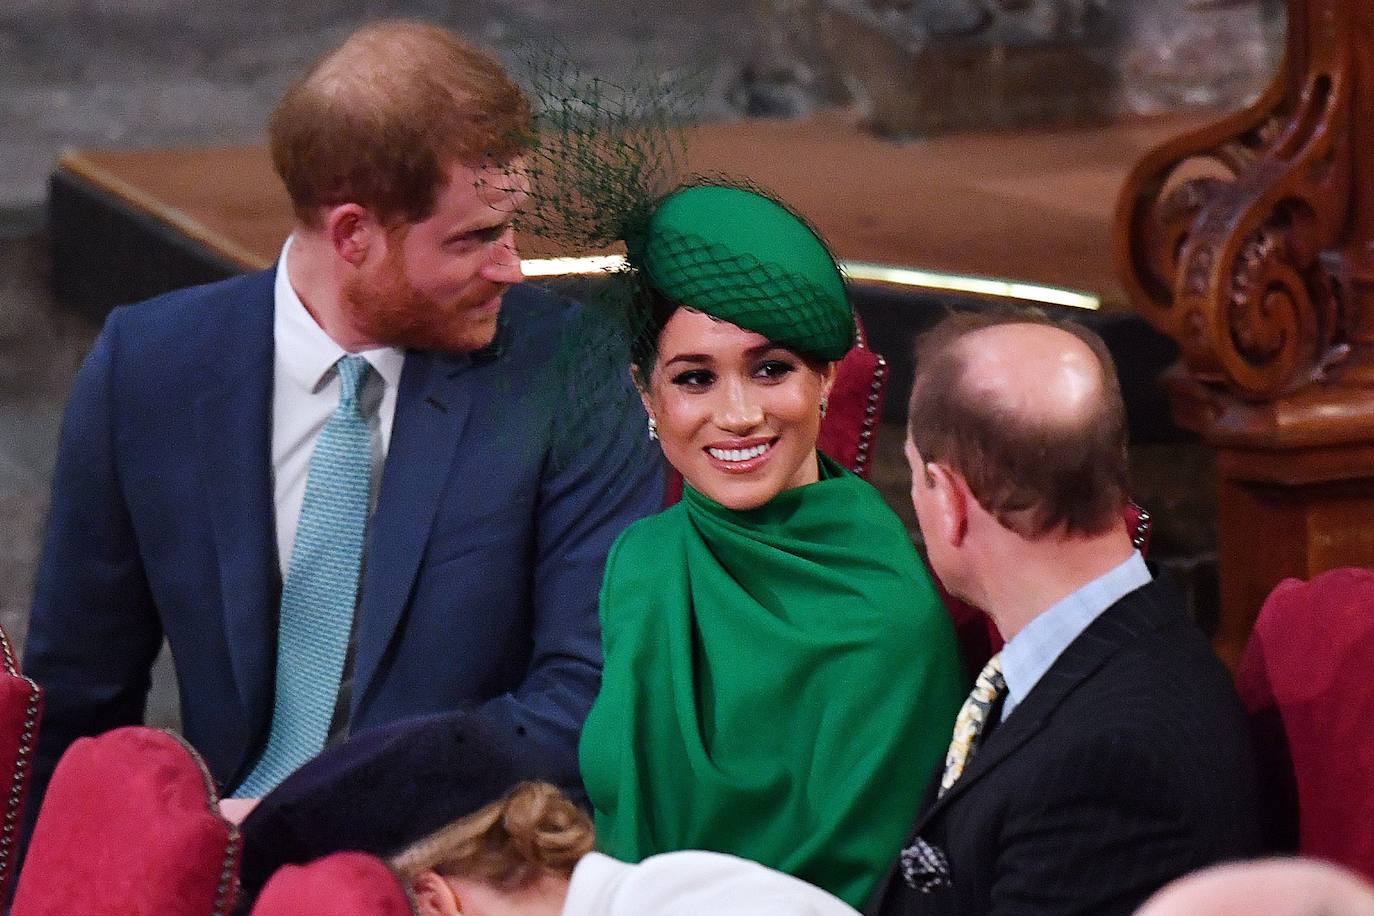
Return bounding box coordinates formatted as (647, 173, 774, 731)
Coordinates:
(273, 235, 406, 392)
(999, 551, 1151, 720)
(563, 852, 629, 916)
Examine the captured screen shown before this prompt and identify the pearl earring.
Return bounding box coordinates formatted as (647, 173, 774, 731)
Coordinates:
(648, 416, 659, 441)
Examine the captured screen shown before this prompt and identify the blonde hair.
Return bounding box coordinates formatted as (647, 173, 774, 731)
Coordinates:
(390, 782, 594, 891)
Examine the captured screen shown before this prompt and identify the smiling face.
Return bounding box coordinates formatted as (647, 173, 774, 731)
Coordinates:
(341, 159, 529, 352)
(640, 308, 837, 511)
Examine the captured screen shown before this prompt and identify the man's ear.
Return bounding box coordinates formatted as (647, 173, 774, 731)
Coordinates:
(410, 871, 463, 916)
(925, 462, 969, 548)
(325, 203, 378, 267)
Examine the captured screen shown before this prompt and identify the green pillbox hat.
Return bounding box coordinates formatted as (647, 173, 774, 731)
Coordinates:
(630, 184, 855, 361)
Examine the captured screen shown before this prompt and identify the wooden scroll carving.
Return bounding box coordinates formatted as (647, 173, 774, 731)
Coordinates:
(1116, 0, 1374, 668)
(1117, 0, 1369, 403)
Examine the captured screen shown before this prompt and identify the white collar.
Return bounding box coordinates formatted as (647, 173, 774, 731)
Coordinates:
(999, 550, 1152, 720)
(273, 235, 405, 392)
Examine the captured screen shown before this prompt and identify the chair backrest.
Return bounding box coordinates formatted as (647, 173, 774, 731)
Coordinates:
(815, 325, 887, 479)
(0, 624, 41, 902)
(12, 726, 239, 915)
(251, 852, 415, 916)
(1236, 567, 1374, 878)
(662, 315, 888, 504)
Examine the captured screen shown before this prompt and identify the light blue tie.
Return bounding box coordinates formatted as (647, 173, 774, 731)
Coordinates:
(235, 354, 373, 797)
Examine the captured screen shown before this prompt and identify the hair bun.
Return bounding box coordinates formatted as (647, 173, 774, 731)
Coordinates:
(501, 782, 595, 873)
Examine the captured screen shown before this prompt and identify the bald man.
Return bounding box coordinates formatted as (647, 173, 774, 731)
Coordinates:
(865, 312, 1260, 916)
(1136, 859, 1374, 916)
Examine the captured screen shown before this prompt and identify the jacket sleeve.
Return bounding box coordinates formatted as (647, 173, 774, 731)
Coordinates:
(475, 369, 664, 787)
(22, 311, 163, 835)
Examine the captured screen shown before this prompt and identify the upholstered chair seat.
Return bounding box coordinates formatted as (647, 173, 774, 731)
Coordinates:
(251, 852, 415, 916)
(1237, 567, 1374, 877)
(12, 726, 239, 915)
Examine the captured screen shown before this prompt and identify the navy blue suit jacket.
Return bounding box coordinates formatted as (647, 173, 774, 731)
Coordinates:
(23, 269, 662, 815)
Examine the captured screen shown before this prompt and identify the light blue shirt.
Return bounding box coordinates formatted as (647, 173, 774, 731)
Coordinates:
(999, 551, 1152, 722)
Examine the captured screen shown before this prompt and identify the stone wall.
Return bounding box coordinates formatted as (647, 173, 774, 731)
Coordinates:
(0, 0, 756, 215)
(736, 0, 1285, 135)
(5, 0, 1287, 212)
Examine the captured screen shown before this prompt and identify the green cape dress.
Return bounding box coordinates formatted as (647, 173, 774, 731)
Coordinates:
(579, 453, 964, 907)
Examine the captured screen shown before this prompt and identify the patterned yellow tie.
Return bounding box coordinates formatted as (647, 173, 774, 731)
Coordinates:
(938, 652, 1006, 798)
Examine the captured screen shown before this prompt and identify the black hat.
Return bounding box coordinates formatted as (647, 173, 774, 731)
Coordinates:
(236, 709, 574, 904)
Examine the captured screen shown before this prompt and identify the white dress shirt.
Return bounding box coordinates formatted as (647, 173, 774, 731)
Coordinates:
(562, 851, 862, 916)
(271, 236, 406, 577)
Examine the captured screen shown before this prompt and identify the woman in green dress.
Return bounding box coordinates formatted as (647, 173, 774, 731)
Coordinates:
(577, 183, 965, 909)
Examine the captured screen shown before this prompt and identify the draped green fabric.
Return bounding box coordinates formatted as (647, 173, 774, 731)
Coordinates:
(579, 453, 964, 907)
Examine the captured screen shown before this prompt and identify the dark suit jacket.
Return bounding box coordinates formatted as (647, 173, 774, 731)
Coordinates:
(23, 269, 662, 819)
(867, 578, 1260, 916)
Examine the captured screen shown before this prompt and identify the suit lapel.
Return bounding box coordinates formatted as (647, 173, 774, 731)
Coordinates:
(194, 269, 280, 733)
(350, 350, 475, 710)
(914, 582, 1171, 833)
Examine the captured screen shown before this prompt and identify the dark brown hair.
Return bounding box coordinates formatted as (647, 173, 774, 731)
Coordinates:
(906, 309, 1129, 538)
(390, 782, 594, 892)
(269, 20, 532, 227)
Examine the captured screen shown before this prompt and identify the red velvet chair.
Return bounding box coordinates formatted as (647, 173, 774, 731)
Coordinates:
(0, 624, 41, 901)
(815, 327, 887, 479)
(1236, 567, 1374, 879)
(12, 726, 240, 915)
(251, 852, 415, 916)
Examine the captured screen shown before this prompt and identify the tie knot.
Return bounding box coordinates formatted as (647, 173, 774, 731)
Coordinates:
(976, 652, 1006, 696)
(335, 355, 371, 406)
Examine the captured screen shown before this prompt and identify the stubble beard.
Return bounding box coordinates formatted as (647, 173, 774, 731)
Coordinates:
(342, 250, 505, 354)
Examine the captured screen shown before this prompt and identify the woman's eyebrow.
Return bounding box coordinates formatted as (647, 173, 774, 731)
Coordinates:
(663, 353, 713, 369)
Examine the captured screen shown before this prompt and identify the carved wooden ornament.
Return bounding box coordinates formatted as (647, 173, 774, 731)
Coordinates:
(1115, 0, 1370, 404)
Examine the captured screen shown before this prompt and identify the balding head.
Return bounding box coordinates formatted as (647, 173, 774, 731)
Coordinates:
(907, 311, 1128, 538)
(958, 322, 1107, 431)
(1136, 859, 1374, 916)
(269, 20, 531, 227)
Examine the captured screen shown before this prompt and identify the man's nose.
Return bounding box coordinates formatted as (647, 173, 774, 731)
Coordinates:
(481, 230, 523, 285)
(716, 378, 764, 433)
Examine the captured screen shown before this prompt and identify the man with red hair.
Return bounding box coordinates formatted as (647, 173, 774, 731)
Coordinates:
(24, 20, 660, 829)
